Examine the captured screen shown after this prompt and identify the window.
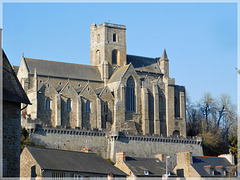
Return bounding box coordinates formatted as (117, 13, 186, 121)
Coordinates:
(96, 50, 100, 63)
(175, 97, 180, 117)
(126, 76, 135, 112)
(104, 102, 108, 114)
(67, 99, 71, 111)
(112, 49, 118, 65)
(74, 174, 83, 180)
(97, 34, 100, 43)
(173, 130, 180, 137)
(113, 33, 116, 42)
(86, 100, 90, 113)
(46, 97, 51, 110)
(52, 172, 65, 180)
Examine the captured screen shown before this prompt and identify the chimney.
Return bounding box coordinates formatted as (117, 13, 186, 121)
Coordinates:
(115, 151, 126, 164)
(155, 153, 164, 161)
(218, 153, 235, 165)
(81, 147, 92, 153)
(177, 151, 193, 166)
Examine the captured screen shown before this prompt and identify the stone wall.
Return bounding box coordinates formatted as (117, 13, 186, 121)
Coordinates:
(3, 101, 21, 177)
(30, 127, 108, 158)
(30, 127, 203, 169)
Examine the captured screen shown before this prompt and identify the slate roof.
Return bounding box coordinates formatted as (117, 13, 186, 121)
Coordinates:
(12, 65, 19, 75)
(26, 146, 126, 176)
(192, 155, 234, 177)
(124, 157, 168, 177)
(95, 87, 104, 95)
(3, 50, 30, 104)
(108, 64, 130, 83)
(127, 54, 162, 74)
(24, 58, 103, 82)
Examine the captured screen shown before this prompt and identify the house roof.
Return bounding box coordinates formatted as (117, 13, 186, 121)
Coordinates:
(3, 50, 30, 104)
(192, 155, 234, 177)
(124, 157, 168, 177)
(108, 64, 130, 83)
(24, 58, 103, 82)
(127, 54, 162, 74)
(26, 146, 126, 176)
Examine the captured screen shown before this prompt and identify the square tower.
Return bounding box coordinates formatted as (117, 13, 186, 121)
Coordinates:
(90, 22, 127, 67)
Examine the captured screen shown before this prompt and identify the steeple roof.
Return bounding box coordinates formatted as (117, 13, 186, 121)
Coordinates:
(162, 49, 168, 60)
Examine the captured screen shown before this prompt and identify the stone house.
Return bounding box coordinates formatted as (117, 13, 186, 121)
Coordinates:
(20, 146, 127, 179)
(114, 151, 176, 179)
(173, 151, 237, 179)
(2, 50, 31, 177)
(16, 22, 187, 137)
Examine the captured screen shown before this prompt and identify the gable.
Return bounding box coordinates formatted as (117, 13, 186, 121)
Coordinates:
(59, 81, 78, 97)
(80, 83, 97, 99)
(99, 86, 114, 100)
(3, 51, 30, 104)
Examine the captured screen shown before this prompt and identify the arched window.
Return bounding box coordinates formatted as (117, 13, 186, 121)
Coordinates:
(104, 102, 108, 114)
(97, 34, 100, 43)
(46, 97, 51, 110)
(112, 49, 118, 65)
(96, 50, 100, 63)
(173, 130, 180, 137)
(175, 97, 179, 117)
(86, 100, 90, 113)
(159, 95, 164, 113)
(125, 76, 135, 112)
(67, 99, 71, 111)
(113, 33, 116, 42)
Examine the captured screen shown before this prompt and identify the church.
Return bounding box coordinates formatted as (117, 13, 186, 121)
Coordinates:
(16, 22, 187, 138)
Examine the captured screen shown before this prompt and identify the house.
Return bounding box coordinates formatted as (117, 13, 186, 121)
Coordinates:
(114, 151, 176, 179)
(20, 146, 127, 179)
(173, 151, 237, 179)
(2, 50, 31, 177)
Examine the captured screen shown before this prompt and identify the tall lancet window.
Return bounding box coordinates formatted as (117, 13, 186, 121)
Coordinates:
(126, 76, 135, 112)
(112, 49, 118, 65)
(67, 98, 71, 111)
(96, 50, 100, 64)
(174, 97, 180, 117)
(46, 97, 51, 110)
(113, 33, 116, 42)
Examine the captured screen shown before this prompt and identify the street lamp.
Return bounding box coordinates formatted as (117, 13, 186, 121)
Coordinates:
(166, 156, 171, 179)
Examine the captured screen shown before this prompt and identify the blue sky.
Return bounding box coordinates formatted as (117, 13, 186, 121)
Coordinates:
(2, 2, 238, 105)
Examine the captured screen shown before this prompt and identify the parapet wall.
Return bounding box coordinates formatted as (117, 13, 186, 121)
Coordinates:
(30, 127, 203, 167)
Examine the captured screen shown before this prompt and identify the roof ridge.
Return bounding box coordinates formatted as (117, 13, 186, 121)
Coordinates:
(193, 155, 224, 158)
(127, 54, 158, 60)
(25, 57, 98, 68)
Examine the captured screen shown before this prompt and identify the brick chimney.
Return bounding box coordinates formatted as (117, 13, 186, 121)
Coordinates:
(218, 153, 235, 165)
(155, 153, 164, 161)
(115, 151, 126, 164)
(81, 147, 92, 153)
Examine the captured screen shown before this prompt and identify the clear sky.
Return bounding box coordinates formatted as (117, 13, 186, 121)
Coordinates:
(2, 2, 238, 105)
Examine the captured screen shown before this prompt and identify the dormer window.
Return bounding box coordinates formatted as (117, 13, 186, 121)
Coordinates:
(144, 170, 149, 175)
(113, 33, 116, 42)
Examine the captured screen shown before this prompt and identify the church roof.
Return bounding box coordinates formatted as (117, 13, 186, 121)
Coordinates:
(127, 55, 162, 74)
(26, 146, 127, 177)
(3, 50, 30, 104)
(24, 58, 103, 82)
(107, 64, 130, 83)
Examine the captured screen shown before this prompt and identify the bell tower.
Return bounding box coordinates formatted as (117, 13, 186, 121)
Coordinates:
(90, 22, 127, 67)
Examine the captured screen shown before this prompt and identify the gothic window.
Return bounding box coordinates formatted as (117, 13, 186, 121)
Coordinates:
(112, 49, 118, 65)
(175, 97, 180, 117)
(96, 50, 100, 63)
(104, 102, 108, 114)
(67, 98, 71, 111)
(46, 97, 51, 110)
(86, 100, 90, 113)
(97, 34, 100, 43)
(113, 33, 116, 42)
(159, 95, 164, 113)
(126, 76, 135, 112)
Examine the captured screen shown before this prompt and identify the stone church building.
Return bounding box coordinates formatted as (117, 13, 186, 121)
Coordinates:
(16, 22, 186, 138)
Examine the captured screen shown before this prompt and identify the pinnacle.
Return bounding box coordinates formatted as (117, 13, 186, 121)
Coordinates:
(162, 49, 168, 60)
